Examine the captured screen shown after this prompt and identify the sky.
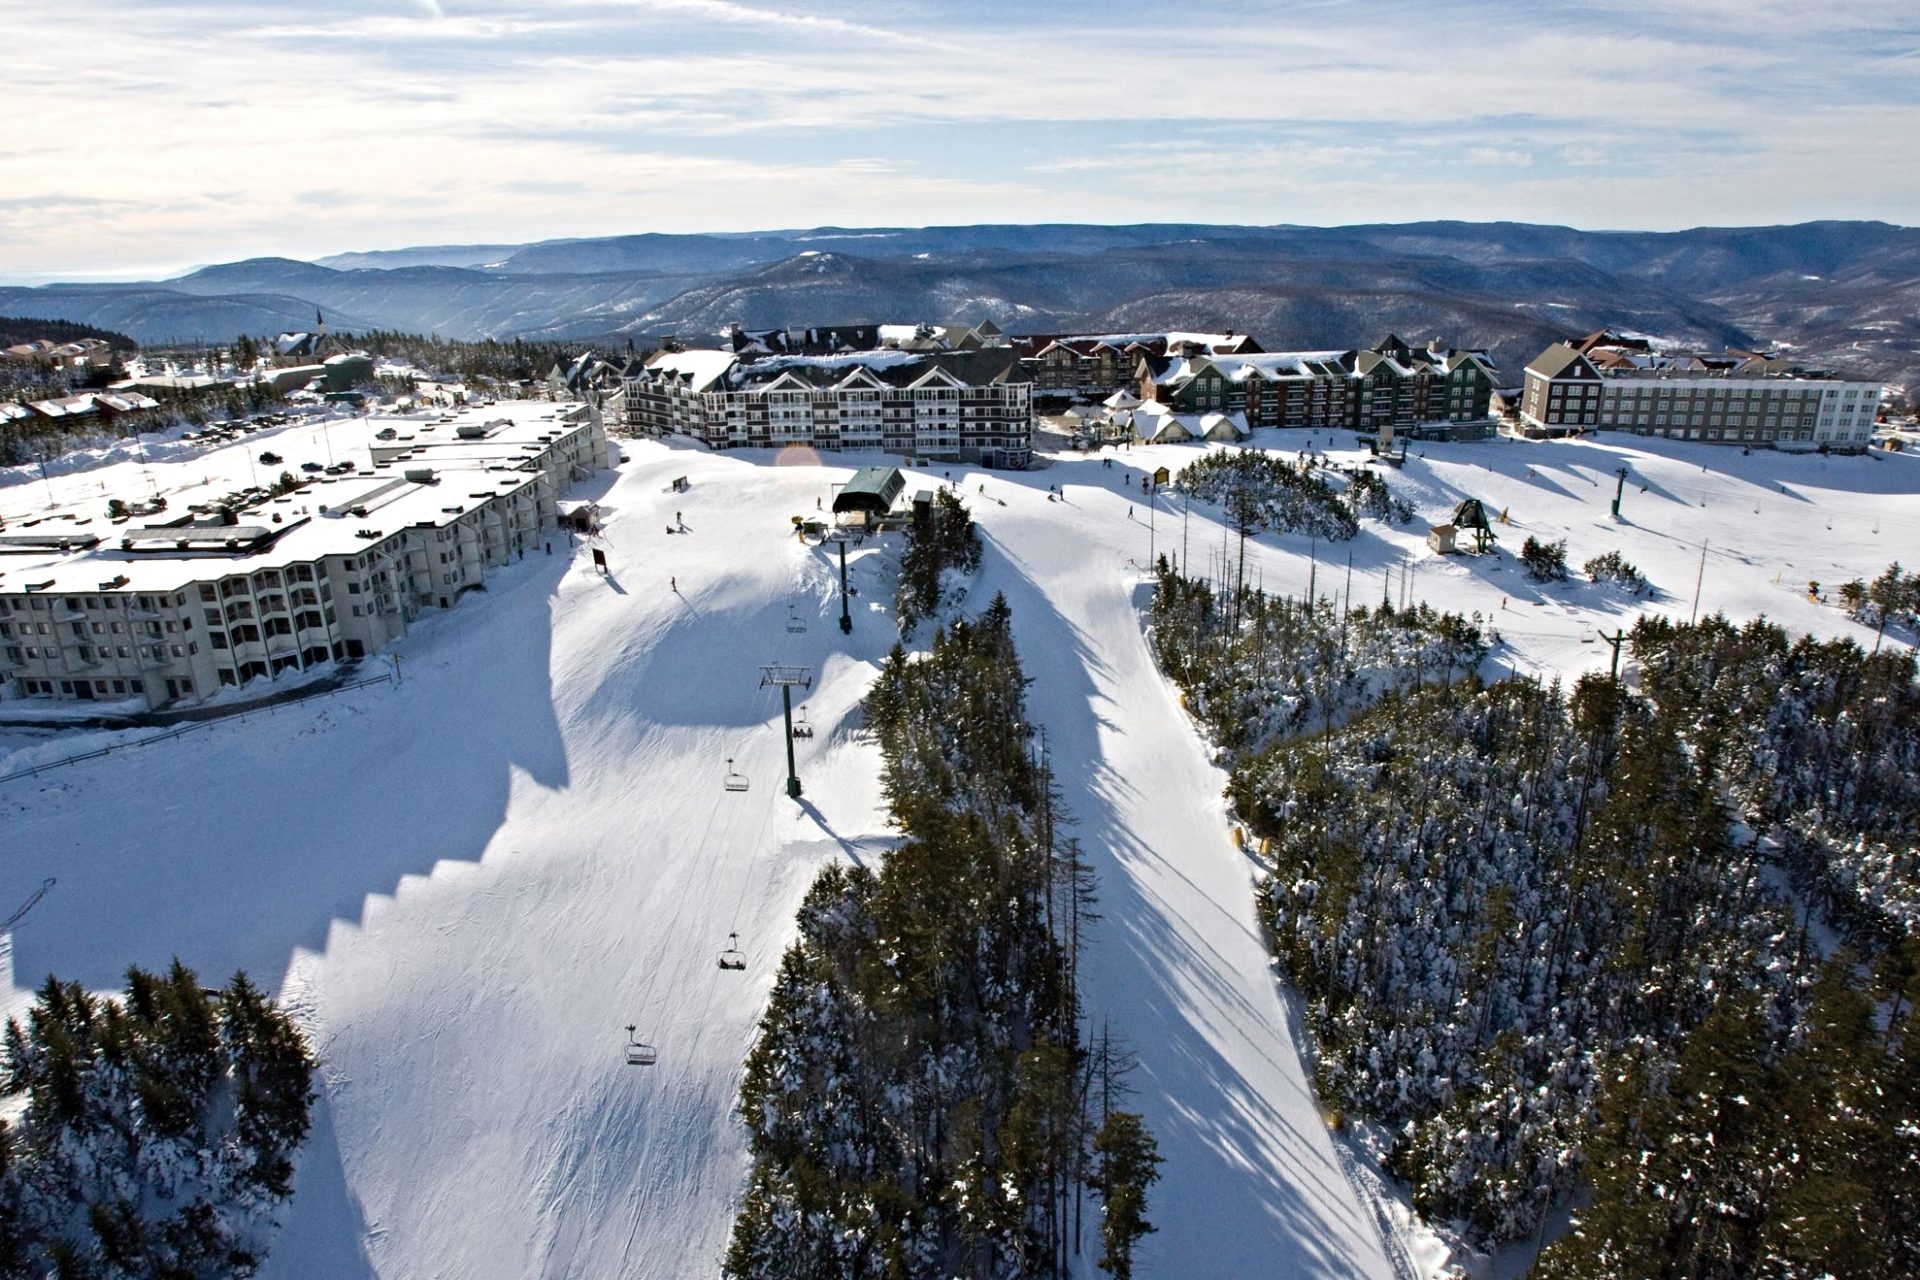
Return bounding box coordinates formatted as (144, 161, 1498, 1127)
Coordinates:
(4, 0, 1918, 280)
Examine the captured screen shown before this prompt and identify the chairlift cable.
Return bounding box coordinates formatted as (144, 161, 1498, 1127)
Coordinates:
(688, 766, 782, 1060)
(627, 738, 747, 1062)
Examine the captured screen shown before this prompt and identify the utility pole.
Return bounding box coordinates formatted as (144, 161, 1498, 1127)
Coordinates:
(759, 665, 813, 799)
(1690, 541, 1709, 624)
(1180, 491, 1189, 577)
(1610, 465, 1629, 518)
(1306, 530, 1318, 610)
(1599, 628, 1627, 680)
(835, 537, 852, 634)
(1147, 479, 1157, 569)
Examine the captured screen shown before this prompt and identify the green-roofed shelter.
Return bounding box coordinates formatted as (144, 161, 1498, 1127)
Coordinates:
(832, 466, 906, 517)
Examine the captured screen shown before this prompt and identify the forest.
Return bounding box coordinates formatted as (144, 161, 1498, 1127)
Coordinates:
(1146, 562, 1919, 1276)
(0, 963, 316, 1277)
(728, 596, 1160, 1279)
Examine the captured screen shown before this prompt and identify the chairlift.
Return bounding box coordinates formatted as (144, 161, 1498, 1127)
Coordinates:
(786, 604, 807, 634)
(723, 757, 750, 793)
(624, 1024, 658, 1067)
(791, 705, 815, 740)
(718, 931, 746, 971)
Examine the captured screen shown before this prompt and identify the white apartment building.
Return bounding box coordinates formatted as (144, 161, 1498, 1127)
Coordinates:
(623, 348, 1033, 467)
(0, 409, 605, 710)
(1521, 341, 1883, 448)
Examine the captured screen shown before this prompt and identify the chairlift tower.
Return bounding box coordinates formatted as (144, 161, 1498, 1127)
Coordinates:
(835, 537, 853, 634)
(760, 664, 813, 798)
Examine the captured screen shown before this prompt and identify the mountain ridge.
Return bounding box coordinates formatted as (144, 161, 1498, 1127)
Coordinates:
(0, 221, 1910, 391)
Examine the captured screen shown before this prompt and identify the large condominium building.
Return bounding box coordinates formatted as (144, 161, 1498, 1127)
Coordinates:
(1519, 336, 1884, 447)
(622, 348, 1033, 467)
(0, 409, 605, 710)
(1017, 332, 1262, 399)
(1138, 334, 1498, 432)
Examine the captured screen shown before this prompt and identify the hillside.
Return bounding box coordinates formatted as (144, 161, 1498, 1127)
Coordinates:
(0, 221, 1913, 390)
(4, 401, 1917, 1276)
(0, 315, 137, 351)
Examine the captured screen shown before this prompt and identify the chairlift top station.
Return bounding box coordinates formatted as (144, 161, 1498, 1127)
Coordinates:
(830, 466, 905, 518)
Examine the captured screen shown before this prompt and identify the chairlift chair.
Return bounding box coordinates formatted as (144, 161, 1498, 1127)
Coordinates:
(723, 757, 750, 793)
(718, 932, 747, 971)
(791, 705, 814, 740)
(624, 1024, 658, 1067)
(786, 604, 807, 634)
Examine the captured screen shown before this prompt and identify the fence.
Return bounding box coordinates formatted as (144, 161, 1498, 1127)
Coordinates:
(0, 670, 397, 787)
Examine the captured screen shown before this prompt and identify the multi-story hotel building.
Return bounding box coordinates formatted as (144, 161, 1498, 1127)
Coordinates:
(1017, 332, 1262, 400)
(622, 348, 1032, 467)
(0, 409, 606, 710)
(1519, 337, 1884, 447)
(1137, 335, 1498, 433)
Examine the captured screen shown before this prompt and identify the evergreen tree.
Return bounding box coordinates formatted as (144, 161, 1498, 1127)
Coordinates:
(0, 964, 315, 1276)
(1091, 1111, 1160, 1279)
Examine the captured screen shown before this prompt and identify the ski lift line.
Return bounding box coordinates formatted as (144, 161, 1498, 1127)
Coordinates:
(634, 679, 781, 1067)
(626, 739, 751, 1062)
(686, 704, 790, 1064)
(728, 748, 786, 937)
(686, 773, 782, 1063)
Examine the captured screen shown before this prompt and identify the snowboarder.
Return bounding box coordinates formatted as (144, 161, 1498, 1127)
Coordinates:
(1127, 506, 1134, 519)
(671, 576, 677, 592)
(815, 497, 821, 510)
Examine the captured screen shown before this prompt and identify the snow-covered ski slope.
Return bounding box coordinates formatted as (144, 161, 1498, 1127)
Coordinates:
(4, 414, 1916, 1278)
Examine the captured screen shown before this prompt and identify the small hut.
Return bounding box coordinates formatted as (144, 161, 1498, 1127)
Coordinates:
(1427, 522, 1458, 554)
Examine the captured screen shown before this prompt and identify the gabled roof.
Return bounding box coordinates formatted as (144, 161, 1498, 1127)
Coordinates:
(1143, 353, 1233, 387)
(1525, 344, 1602, 380)
(1442, 351, 1496, 375)
(907, 365, 966, 391)
(756, 370, 815, 393)
(1351, 351, 1412, 378)
(834, 366, 887, 391)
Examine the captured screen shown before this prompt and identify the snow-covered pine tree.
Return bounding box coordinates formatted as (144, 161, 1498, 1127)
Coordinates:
(0, 962, 315, 1277)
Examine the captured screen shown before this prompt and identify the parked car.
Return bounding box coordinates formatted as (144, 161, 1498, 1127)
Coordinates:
(300, 462, 324, 473)
(259, 451, 282, 464)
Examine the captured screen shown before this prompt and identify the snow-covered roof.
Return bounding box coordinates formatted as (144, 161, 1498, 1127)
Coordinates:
(642, 349, 737, 391)
(740, 349, 922, 377)
(1222, 351, 1350, 382)
(0, 407, 597, 596)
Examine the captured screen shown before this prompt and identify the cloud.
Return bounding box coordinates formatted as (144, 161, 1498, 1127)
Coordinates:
(569, 0, 933, 46)
(2, 0, 1915, 276)
(1466, 148, 1532, 169)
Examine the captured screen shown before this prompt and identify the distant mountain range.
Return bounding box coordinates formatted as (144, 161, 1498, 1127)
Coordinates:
(2, 221, 1914, 391)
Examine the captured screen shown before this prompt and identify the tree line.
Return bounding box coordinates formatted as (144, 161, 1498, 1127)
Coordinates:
(1146, 561, 1919, 1275)
(728, 595, 1161, 1278)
